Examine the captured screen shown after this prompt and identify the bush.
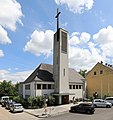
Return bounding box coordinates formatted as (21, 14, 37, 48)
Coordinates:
(47, 96, 55, 106)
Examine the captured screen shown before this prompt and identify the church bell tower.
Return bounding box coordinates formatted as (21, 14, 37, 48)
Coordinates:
(53, 9, 69, 104)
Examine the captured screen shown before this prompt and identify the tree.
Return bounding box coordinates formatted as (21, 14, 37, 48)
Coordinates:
(79, 69, 87, 78)
(0, 80, 19, 97)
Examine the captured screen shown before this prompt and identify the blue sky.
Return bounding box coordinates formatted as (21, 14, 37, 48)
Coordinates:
(0, 0, 113, 83)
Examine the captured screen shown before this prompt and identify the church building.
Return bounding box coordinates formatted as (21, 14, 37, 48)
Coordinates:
(19, 10, 86, 104)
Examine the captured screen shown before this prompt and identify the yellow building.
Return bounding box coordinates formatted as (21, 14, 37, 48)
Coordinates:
(86, 62, 113, 98)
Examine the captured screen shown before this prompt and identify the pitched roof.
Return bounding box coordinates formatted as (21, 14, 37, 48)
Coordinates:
(69, 68, 85, 83)
(24, 63, 85, 83)
(86, 62, 113, 76)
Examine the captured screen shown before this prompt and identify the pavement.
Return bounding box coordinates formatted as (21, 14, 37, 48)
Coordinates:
(24, 103, 75, 118)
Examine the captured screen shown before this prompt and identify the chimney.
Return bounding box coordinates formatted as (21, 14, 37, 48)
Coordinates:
(101, 61, 103, 64)
(105, 63, 107, 66)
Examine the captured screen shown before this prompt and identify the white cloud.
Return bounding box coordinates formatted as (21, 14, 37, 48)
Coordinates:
(0, 50, 4, 57)
(0, 0, 23, 31)
(55, 0, 94, 14)
(0, 70, 32, 84)
(0, 0, 23, 57)
(93, 25, 113, 57)
(69, 32, 91, 46)
(69, 32, 103, 71)
(0, 25, 11, 44)
(24, 30, 54, 57)
(80, 32, 91, 44)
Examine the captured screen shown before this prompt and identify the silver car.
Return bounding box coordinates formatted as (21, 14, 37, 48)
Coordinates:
(105, 97, 113, 105)
(93, 99, 112, 108)
(10, 103, 24, 113)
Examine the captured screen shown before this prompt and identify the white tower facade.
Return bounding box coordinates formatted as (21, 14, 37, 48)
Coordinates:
(53, 28, 69, 95)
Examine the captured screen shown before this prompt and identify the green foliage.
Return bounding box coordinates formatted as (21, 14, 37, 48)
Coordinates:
(0, 80, 18, 97)
(1, 80, 20, 97)
(25, 95, 55, 109)
(13, 95, 23, 103)
(79, 69, 87, 78)
(47, 96, 55, 106)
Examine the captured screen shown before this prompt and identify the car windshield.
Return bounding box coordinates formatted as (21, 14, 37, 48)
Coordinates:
(3, 98, 9, 100)
(15, 104, 22, 107)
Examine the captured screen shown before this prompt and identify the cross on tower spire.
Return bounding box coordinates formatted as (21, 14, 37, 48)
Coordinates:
(55, 8, 61, 30)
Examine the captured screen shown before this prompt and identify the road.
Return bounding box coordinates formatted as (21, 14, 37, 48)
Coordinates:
(45, 107, 113, 120)
(0, 105, 41, 120)
(1, 104, 113, 120)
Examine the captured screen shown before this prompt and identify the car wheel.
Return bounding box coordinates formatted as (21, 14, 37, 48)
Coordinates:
(106, 105, 110, 108)
(86, 110, 91, 114)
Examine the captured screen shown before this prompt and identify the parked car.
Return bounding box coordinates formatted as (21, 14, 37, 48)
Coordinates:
(93, 99, 112, 108)
(0, 96, 9, 103)
(1, 96, 9, 107)
(105, 97, 113, 105)
(69, 102, 95, 114)
(6, 100, 15, 110)
(10, 103, 24, 113)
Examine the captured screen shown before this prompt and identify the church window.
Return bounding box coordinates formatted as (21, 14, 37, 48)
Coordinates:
(73, 85, 75, 89)
(25, 84, 30, 90)
(37, 84, 41, 89)
(76, 85, 78, 89)
(62, 31, 67, 53)
(63, 69, 65, 76)
(69, 85, 72, 89)
(43, 84, 47, 89)
(79, 85, 82, 89)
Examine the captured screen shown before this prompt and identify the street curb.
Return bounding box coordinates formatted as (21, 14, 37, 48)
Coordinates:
(24, 110, 69, 118)
(24, 111, 39, 117)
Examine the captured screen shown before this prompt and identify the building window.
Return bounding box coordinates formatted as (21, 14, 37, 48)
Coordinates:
(79, 85, 82, 89)
(25, 95, 30, 98)
(25, 84, 30, 90)
(63, 69, 65, 76)
(62, 31, 67, 53)
(94, 71, 96, 75)
(43, 84, 47, 89)
(48, 84, 51, 89)
(76, 85, 78, 89)
(37, 84, 41, 89)
(69, 85, 72, 89)
(100, 70, 103, 74)
(73, 85, 75, 89)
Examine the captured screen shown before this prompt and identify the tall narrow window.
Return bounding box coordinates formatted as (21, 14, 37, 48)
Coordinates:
(69, 85, 72, 89)
(79, 85, 82, 89)
(76, 85, 78, 89)
(37, 84, 41, 89)
(73, 85, 75, 89)
(62, 31, 67, 53)
(63, 69, 65, 76)
(43, 84, 46, 89)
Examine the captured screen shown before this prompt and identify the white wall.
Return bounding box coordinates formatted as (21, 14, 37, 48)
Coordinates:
(69, 89, 83, 101)
(36, 89, 54, 96)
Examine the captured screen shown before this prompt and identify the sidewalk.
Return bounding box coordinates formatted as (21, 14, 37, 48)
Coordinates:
(24, 103, 75, 118)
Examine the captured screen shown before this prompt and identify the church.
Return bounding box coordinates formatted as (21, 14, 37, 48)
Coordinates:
(19, 10, 86, 104)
